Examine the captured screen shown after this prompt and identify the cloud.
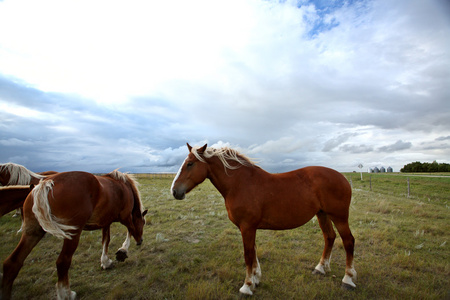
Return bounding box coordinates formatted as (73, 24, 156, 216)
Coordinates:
(0, 0, 449, 173)
(378, 140, 412, 152)
(340, 144, 374, 154)
(323, 133, 357, 152)
(436, 136, 450, 141)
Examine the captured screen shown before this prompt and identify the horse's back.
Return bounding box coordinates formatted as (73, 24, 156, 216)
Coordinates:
(94, 175, 134, 211)
(45, 171, 101, 221)
(248, 166, 351, 229)
(292, 166, 352, 213)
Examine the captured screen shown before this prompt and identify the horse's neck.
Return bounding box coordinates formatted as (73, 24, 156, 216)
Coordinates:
(6, 166, 43, 185)
(207, 158, 256, 198)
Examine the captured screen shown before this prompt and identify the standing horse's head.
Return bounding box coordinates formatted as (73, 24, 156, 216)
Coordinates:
(171, 143, 209, 200)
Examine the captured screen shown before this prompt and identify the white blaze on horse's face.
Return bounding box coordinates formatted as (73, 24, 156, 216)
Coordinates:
(171, 157, 187, 200)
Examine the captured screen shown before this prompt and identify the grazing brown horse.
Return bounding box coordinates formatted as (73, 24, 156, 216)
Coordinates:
(0, 185, 34, 217)
(171, 144, 356, 295)
(1, 170, 147, 300)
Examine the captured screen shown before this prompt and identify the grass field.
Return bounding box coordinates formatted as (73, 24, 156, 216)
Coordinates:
(1, 173, 449, 299)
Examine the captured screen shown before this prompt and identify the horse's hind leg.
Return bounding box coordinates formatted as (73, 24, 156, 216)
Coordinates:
(55, 234, 81, 300)
(332, 219, 357, 289)
(2, 228, 45, 300)
(252, 245, 262, 286)
(313, 211, 336, 275)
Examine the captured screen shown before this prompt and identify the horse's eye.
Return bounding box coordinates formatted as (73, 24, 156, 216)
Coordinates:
(187, 162, 194, 168)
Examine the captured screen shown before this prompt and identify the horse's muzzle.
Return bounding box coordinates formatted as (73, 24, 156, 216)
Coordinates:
(172, 189, 186, 200)
(137, 238, 143, 246)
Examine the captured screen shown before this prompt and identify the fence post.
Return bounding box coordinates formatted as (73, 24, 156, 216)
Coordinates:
(407, 177, 410, 198)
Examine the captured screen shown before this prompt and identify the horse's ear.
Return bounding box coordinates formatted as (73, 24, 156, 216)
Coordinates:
(142, 209, 148, 217)
(198, 144, 207, 154)
(187, 143, 192, 152)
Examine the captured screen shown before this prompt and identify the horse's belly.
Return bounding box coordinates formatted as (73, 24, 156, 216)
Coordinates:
(83, 224, 102, 230)
(258, 213, 314, 230)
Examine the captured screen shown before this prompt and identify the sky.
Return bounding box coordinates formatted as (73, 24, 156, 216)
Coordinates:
(0, 0, 449, 174)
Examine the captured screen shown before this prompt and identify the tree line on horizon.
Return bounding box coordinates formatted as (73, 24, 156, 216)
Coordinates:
(400, 161, 450, 173)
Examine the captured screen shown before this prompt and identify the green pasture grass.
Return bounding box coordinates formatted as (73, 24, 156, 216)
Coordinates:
(345, 173, 450, 204)
(1, 174, 449, 299)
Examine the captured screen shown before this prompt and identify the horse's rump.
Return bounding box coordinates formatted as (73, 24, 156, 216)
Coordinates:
(31, 179, 78, 239)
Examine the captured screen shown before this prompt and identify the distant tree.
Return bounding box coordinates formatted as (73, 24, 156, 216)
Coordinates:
(401, 161, 450, 173)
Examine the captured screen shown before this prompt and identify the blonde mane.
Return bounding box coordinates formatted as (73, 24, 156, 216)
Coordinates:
(107, 169, 144, 214)
(191, 146, 257, 170)
(0, 163, 44, 185)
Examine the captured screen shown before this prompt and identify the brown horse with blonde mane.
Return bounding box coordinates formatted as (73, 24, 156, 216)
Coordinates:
(0, 163, 47, 186)
(0, 185, 34, 217)
(171, 144, 356, 295)
(0, 163, 57, 217)
(1, 170, 147, 300)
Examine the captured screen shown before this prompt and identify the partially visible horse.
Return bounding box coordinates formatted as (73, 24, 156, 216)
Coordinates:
(0, 163, 57, 217)
(0, 185, 34, 217)
(171, 144, 356, 295)
(1, 170, 148, 300)
(0, 163, 46, 186)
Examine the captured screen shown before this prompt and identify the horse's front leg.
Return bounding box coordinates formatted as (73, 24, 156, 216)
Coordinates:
(239, 227, 259, 296)
(100, 226, 113, 269)
(115, 231, 130, 262)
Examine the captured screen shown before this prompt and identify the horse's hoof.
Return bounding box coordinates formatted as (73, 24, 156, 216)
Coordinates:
(70, 291, 77, 300)
(312, 269, 325, 276)
(101, 259, 114, 270)
(239, 283, 253, 296)
(238, 292, 253, 298)
(341, 282, 356, 290)
(115, 249, 128, 262)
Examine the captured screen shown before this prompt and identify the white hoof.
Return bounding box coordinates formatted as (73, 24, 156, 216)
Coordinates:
(56, 284, 77, 300)
(313, 263, 326, 275)
(342, 274, 356, 289)
(239, 283, 253, 295)
(70, 291, 77, 300)
(101, 258, 113, 270)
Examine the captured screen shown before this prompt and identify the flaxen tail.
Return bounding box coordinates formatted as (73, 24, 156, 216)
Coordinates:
(31, 180, 78, 239)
